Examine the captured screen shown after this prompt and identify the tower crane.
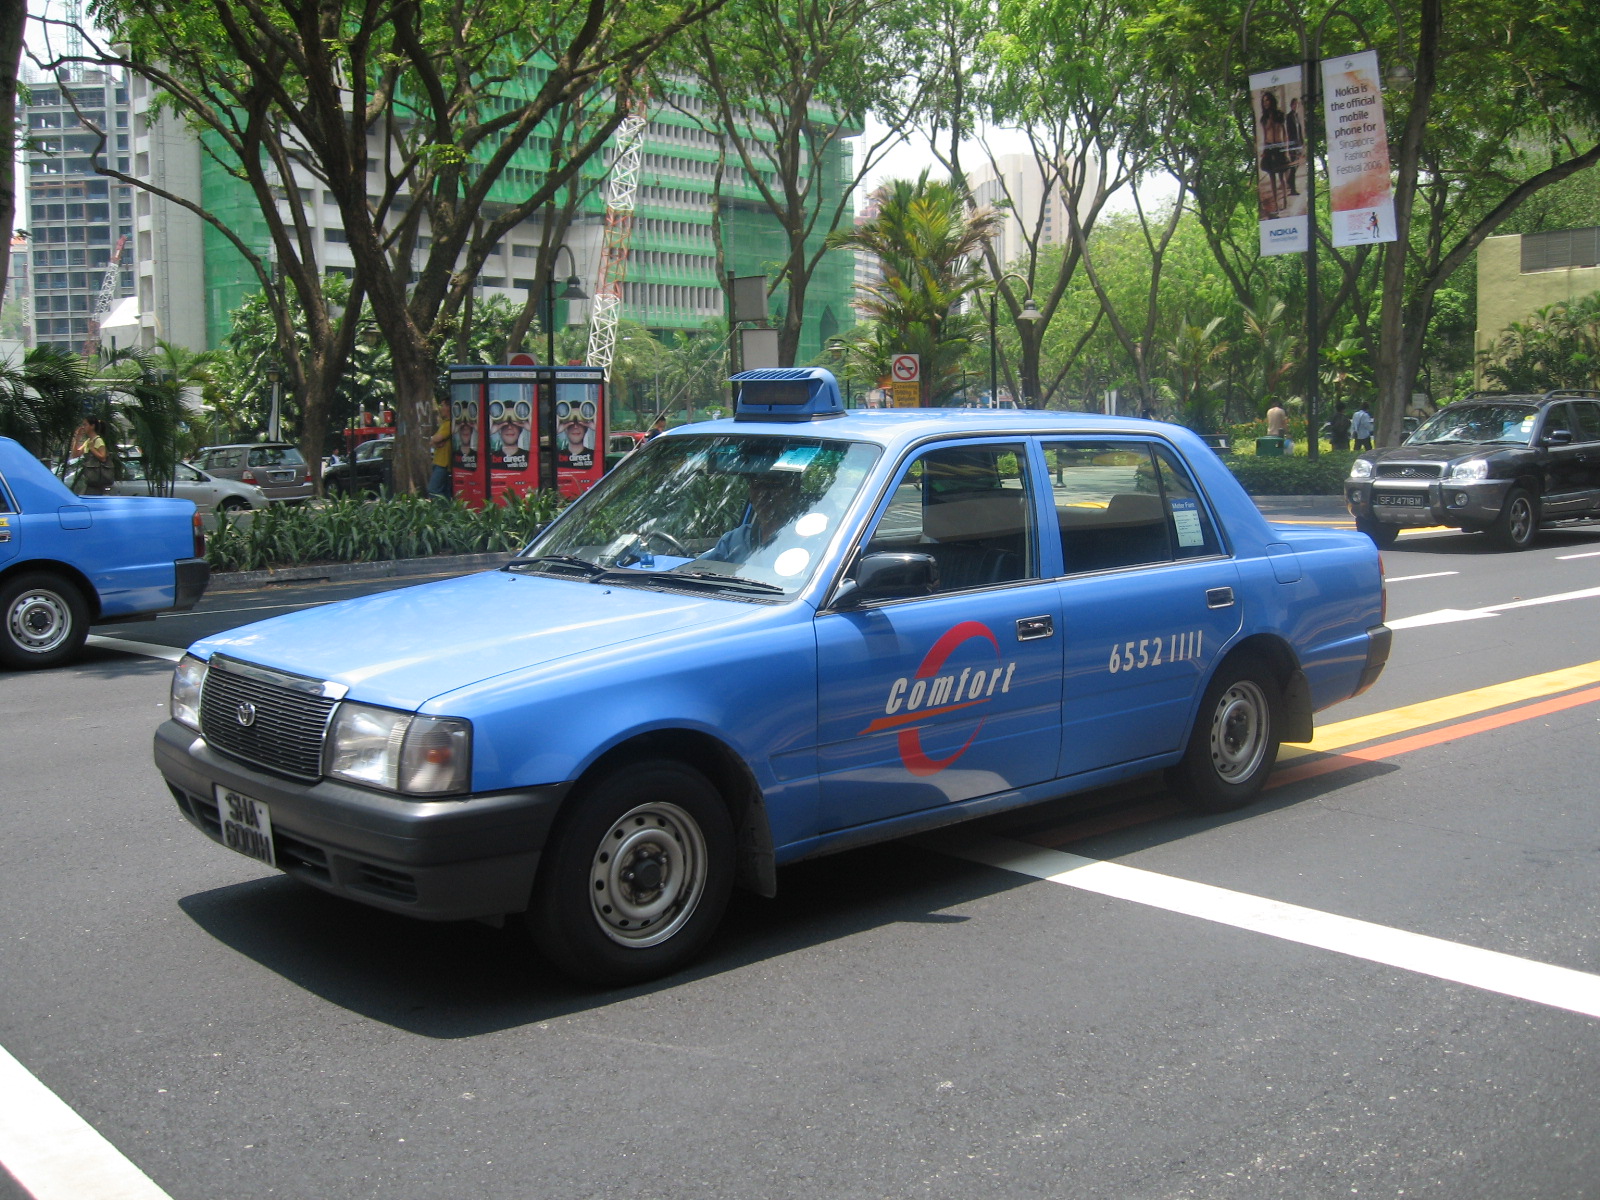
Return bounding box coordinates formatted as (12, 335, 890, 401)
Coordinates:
(82, 234, 128, 359)
(583, 102, 648, 378)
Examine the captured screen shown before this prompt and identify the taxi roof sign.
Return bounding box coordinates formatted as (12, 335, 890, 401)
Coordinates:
(731, 368, 845, 422)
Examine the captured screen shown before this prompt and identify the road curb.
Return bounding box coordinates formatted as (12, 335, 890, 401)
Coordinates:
(209, 551, 515, 590)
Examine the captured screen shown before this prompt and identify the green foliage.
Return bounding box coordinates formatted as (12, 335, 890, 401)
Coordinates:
(205, 491, 565, 573)
(0, 347, 96, 464)
(1478, 292, 1600, 393)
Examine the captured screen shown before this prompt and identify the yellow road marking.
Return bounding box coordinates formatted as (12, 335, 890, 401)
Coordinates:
(1283, 657, 1600, 759)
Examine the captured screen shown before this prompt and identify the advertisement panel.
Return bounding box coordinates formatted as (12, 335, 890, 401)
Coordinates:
(1321, 49, 1397, 247)
(1249, 65, 1309, 257)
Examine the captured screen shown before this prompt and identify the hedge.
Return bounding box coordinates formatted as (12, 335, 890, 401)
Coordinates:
(1221, 450, 1359, 496)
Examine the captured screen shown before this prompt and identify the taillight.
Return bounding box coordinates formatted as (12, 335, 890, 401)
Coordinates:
(193, 511, 206, 558)
(241, 469, 258, 483)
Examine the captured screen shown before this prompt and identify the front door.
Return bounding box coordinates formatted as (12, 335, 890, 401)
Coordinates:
(1043, 438, 1243, 778)
(815, 440, 1063, 831)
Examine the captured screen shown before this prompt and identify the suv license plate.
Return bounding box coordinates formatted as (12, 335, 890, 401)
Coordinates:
(1375, 493, 1424, 507)
(216, 786, 276, 867)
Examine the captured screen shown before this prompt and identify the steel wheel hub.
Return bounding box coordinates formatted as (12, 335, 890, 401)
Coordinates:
(589, 801, 707, 948)
(9, 590, 70, 653)
(1210, 680, 1269, 782)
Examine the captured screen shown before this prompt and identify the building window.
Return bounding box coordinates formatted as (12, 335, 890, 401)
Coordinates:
(1522, 227, 1600, 272)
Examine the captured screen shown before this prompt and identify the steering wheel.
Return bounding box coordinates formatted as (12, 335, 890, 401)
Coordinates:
(601, 528, 690, 566)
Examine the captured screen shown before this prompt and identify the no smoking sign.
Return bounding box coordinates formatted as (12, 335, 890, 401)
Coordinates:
(891, 354, 920, 383)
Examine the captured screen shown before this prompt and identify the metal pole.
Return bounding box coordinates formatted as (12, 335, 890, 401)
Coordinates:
(1304, 49, 1321, 460)
(989, 293, 997, 407)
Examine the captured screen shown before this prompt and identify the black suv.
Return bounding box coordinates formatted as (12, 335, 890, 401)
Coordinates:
(1345, 390, 1600, 549)
(322, 436, 394, 498)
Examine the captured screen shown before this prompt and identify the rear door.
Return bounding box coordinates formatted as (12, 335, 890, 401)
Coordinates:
(1045, 438, 1242, 778)
(1568, 400, 1600, 511)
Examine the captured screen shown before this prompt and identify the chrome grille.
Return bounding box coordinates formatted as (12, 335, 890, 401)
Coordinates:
(1375, 463, 1443, 480)
(199, 656, 342, 780)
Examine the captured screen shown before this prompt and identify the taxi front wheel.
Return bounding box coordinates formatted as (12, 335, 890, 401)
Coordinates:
(526, 760, 734, 986)
(1166, 656, 1280, 814)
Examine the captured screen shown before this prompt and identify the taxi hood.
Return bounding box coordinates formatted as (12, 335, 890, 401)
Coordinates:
(191, 568, 742, 710)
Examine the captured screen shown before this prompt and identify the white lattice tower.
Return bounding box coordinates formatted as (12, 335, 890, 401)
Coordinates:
(584, 107, 648, 378)
(81, 234, 127, 358)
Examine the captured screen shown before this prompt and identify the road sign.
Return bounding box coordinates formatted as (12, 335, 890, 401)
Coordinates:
(891, 382, 921, 408)
(507, 353, 536, 366)
(891, 354, 920, 383)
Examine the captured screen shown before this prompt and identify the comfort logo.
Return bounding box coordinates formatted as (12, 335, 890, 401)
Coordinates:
(858, 620, 1016, 777)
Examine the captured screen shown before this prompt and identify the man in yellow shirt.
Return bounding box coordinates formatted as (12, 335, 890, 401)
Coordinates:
(428, 398, 453, 500)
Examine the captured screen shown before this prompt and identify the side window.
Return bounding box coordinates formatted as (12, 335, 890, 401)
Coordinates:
(1569, 401, 1600, 442)
(1543, 404, 1574, 441)
(1153, 446, 1224, 558)
(120, 458, 147, 481)
(1046, 440, 1171, 572)
(863, 443, 1035, 593)
(0, 478, 13, 513)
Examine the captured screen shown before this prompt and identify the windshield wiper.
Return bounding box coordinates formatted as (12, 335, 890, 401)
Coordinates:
(503, 555, 605, 578)
(594, 567, 785, 595)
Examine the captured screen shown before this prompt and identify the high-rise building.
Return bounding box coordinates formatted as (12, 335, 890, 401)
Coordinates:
(967, 153, 1086, 271)
(120, 68, 855, 365)
(18, 67, 136, 355)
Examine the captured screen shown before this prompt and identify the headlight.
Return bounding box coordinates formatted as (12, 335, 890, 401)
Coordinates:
(326, 702, 472, 796)
(1448, 459, 1488, 483)
(1348, 459, 1373, 480)
(171, 654, 208, 730)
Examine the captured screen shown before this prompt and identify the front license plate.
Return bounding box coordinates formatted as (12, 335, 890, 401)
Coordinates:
(215, 786, 276, 867)
(1375, 493, 1425, 507)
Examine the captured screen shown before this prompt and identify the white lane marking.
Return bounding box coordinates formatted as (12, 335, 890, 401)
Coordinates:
(1385, 571, 1459, 582)
(156, 600, 326, 618)
(86, 635, 183, 662)
(1557, 550, 1600, 560)
(1387, 583, 1600, 630)
(945, 836, 1600, 1021)
(0, 1043, 173, 1200)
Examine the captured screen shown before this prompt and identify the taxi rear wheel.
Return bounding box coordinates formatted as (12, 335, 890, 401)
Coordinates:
(1167, 655, 1280, 814)
(0, 571, 90, 670)
(526, 760, 734, 986)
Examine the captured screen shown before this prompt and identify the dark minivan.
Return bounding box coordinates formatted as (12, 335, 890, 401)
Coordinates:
(1345, 390, 1600, 549)
(194, 442, 313, 504)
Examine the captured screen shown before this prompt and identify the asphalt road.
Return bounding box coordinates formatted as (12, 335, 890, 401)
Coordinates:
(4, 514, 1600, 1199)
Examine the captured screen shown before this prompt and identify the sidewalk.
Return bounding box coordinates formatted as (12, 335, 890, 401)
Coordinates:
(207, 496, 1354, 590)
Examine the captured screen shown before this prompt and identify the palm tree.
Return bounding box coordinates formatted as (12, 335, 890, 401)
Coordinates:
(1239, 296, 1300, 415)
(103, 342, 220, 494)
(0, 347, 95, 467)
(827, 172, 1003, 405)
(1164, 316, 1229, 432)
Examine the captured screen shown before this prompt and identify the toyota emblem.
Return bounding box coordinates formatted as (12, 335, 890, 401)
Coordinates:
(236, 701, 258, 727)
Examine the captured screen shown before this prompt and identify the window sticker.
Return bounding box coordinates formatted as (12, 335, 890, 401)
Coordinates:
(795, 512, 828, 537)
(774, 446, 820, 472)
(774, 548, 810, 576)
(1170, 497, 1205, 547)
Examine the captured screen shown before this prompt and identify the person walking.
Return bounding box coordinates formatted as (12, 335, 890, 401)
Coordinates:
(71, 416, 115, 494)
(1351, 402, 1375, 452)
(1329, 402, 1351, 452)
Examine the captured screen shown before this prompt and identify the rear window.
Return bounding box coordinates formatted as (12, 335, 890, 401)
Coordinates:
(247, 446, 305, 467)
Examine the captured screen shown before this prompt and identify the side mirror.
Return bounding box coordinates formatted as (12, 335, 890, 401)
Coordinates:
(833, 551, 940, 609)
(1544, 429, 1573, 446)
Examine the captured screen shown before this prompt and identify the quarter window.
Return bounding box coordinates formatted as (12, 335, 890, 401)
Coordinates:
(1568, 401, 1600, 442)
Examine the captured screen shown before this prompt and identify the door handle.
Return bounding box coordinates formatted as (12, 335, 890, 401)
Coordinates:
(1016, 615, 1054, 641)
(1206, 587, 1235, 609)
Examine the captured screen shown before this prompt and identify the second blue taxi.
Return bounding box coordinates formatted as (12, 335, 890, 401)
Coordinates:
(155, 370, 1389, 984)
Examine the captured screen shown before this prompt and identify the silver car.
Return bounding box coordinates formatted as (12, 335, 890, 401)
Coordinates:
(110, 456, 269, 513)
(192, 442, 314, 503)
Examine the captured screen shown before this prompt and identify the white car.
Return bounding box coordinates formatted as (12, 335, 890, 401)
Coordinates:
(109, 457, 270, 513)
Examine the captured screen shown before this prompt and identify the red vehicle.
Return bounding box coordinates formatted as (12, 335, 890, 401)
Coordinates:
(447, 365, 607, 507)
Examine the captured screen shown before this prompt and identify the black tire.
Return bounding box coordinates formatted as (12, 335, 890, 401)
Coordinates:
(0, 571, 91, 670)
(217, 497, 250, 512)
(1490, 486, 1538, 550)
(1355, 516, 1400, 549)
(1166, 654, 1281, 814)
(526, 760, 734, 986)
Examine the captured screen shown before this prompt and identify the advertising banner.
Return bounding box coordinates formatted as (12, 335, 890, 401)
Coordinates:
(1249, 64, 1309, 257)
(1321, 50, 1397, 247)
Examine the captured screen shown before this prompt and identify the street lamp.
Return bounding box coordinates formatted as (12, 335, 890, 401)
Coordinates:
(826, 338, 853, 407)
(544, 245, 588, 366)
(265, 359, 282, 442)
(989, 275, 1042, 408)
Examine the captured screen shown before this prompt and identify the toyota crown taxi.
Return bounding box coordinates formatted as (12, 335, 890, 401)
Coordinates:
(155, 370, 1388, 984)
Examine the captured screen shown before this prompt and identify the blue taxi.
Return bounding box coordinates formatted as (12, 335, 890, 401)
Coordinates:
(154, 371, 1388, 984)
(1, 436, 209, 669)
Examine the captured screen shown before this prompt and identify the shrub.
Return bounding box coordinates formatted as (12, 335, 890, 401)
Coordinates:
(207, 490, 565, 573)
(1223, 451, 1357, 496)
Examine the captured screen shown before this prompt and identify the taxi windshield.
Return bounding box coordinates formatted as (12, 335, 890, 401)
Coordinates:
(1406, 404, 1537, 446)
(520, 433, 882, 597)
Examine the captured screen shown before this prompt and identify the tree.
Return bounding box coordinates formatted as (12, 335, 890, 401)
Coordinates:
(0, 0, 24, 298)
(827, 173, 1002, 405)
(0, 348, 96, 465)
(1479, 292, 1600, 393)
(670, 0, 932, 366)
(1163, 315, 1229, 431)
(79, 0, 730, 493)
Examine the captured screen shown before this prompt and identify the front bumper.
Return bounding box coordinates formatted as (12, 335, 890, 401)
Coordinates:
(155, 720, 570, 921)
(1345, 478, 1511, 528)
